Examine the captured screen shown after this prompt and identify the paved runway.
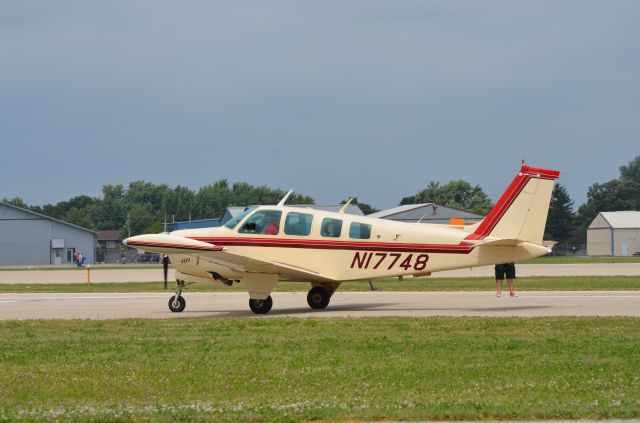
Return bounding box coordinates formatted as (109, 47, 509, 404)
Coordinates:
(1, 291, 639, 320)
(1, 263, 640, 284)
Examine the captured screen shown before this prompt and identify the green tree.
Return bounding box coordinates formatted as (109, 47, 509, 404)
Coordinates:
(163, 185, 196, 222)
(544, 183, 575, 243)
(124, 204, 158, 237)
(64, 207, 96, 230)
(620, 155, 640, 183)
(2, 197, 28, 208)
(96, 184, 127, 230)
(400, 180, 493, 215)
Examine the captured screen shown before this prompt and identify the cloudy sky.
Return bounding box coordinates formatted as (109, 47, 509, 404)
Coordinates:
(1, 1, 638, 210)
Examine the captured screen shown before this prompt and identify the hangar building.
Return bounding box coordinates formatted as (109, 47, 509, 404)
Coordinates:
(0, 202, 97, 265)
(587, 211, 640, 256)
(368, 203, 484, 225)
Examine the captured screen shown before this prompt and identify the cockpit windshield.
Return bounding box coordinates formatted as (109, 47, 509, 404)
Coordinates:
(223, 207, 256, 229)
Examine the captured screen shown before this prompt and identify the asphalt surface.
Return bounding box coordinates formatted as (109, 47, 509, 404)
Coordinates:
(1, 263, 640, 284)
(1, 291, 639, 320)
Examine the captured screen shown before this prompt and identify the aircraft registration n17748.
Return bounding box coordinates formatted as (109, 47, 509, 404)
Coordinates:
(124, 163, 560, 314)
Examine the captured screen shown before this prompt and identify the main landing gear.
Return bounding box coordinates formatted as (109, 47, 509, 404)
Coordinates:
(307, 286, 331, 310)
(249, 296, 273, 314)
(247, 285, 338, 315)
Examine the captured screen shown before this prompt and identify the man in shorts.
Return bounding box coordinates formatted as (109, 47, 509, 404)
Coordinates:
(495, 262, 516, 297)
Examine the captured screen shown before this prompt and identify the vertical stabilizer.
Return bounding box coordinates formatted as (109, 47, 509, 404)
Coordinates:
(466, 163, 560, 245)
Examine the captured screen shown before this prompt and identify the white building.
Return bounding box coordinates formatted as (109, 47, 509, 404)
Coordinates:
(587, 211, 640, 256)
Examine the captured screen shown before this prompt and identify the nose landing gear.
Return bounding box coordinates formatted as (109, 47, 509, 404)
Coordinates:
(168, 280, 188, 313)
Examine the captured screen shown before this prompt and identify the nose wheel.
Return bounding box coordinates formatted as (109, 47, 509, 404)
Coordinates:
(249, 295, 273, 314)
(168, 280, 188, 313)
(168, 295, 186, 312)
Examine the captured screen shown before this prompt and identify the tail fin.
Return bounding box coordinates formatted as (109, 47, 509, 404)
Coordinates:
(466, 163, 560, 245)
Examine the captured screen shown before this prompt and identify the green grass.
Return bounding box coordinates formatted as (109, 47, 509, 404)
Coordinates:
(522, 256, 640, 264)
(0, 317, 638, 422)
(2, 275, 640, 293)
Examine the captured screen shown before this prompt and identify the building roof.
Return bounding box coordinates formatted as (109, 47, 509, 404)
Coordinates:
(0, 202, 97, 234)
(599, 211, 640, 229)
(368, 203, 484, 219)
(97, 230, 121, 241)
(288, 204, 364, 216)
(368, 203, 436, 218)
(167, 218, 223, 231)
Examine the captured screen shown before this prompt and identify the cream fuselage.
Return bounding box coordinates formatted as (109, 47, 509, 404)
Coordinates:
(168, 206, 547, 286)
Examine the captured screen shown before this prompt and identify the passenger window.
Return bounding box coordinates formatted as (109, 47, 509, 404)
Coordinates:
(239, 210, 282, 235)
(349, 222, 372, 239)
(284, 212, 313, 236)
(321, 218, 342, 238)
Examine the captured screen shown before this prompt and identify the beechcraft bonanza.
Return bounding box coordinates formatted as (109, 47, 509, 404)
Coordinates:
(124, 163, 560, 314)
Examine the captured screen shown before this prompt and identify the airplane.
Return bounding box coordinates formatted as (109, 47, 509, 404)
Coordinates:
(123, 162, 560, 314)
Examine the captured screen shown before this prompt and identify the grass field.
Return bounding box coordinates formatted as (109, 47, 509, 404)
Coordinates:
(2, 275, 640, 293)
(0, 317, 638, 422)
(521, 256, 640, 264)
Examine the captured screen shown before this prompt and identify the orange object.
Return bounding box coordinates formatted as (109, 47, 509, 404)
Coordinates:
(450, 218, 465, 226)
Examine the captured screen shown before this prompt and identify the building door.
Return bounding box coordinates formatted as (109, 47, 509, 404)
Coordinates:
(53, 249, 62, 265)
(67, 248, 75, 264)
(622, 242, 629, 256)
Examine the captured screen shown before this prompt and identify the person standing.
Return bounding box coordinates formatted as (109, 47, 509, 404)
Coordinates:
(495, 262, 517, 297)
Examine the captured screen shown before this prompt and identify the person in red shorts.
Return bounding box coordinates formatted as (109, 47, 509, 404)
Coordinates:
(495, 262, 517, 297)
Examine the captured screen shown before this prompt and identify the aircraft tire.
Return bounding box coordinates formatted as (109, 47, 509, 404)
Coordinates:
(168, 295, 186, 313)
(307, 287, 331, 310)
(249, 295, 273, 314)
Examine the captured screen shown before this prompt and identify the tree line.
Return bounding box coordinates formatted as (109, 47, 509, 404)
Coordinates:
(3, 181, 314, 238)
(546, 155, 640, 244)
(3, 155, 639, 243)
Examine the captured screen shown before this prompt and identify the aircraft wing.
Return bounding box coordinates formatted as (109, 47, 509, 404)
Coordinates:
(124, 234, 334, 283)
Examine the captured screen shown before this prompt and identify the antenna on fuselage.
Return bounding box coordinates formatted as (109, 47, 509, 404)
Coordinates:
(416, 212, 429, 224)
(339, 197, 354, 214)
(277, 189, 294, 206)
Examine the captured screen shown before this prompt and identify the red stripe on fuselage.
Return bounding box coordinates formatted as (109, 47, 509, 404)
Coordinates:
(189, 236, 475, 254)
(127, 240, 224, 251)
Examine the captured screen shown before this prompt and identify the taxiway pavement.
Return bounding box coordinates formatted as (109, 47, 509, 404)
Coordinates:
(1, 291, 639, 320)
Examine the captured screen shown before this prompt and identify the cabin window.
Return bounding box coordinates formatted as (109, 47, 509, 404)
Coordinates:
(284, 212, 313, 236)
(239, 210, 282, 235)
(224, 207, 256, 229)
(320, 218, 342, 238)
(349, 222, 372, 239)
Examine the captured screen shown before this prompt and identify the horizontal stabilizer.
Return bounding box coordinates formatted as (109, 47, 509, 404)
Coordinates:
(123, 234, 223, 254)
